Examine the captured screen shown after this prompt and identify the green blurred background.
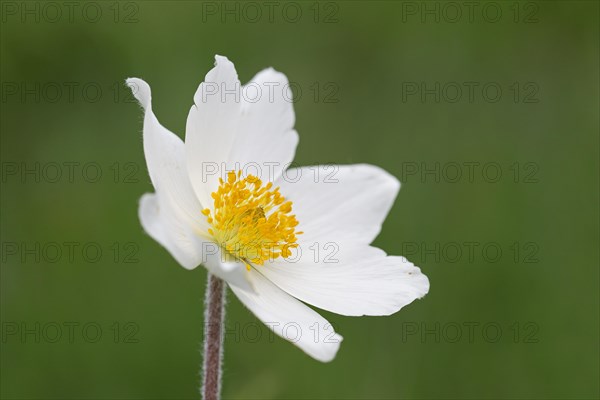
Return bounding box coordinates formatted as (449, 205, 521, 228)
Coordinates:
(1, 1, 598, 399)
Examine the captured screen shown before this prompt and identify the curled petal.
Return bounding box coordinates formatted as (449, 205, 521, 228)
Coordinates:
(230, 271, 342, 362)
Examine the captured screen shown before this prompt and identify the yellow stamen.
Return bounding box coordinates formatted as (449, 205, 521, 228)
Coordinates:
(203, 171, 301, 268)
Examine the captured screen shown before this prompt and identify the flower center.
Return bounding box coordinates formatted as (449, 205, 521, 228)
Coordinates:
(202, 171, 301, 270)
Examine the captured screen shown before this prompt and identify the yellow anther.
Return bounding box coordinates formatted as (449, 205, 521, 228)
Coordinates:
(202, 171, 300, 267)
(227, 171, 236, 184)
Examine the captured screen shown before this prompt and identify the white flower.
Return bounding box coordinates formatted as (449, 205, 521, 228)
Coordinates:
(127, 55, 429, 362)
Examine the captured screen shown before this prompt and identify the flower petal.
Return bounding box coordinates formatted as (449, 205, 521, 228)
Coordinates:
(201, 242, 256, 293)
(264, 163, 429, 316)
(185, 55, 243, 207)
(229, 271, 343, 362)
(259, 245, 429, 317)
(127, 77, 209, 230)
(138, 193, 203, 269)
(276, 164, 400, 245)
(185, 56, 299, 208)
(229, 67, 298, 182)
(127, 77, 210, 270)
(261, 164, 427, 316)
(139, 194, 255, 292)
(127, 76, 258, 292)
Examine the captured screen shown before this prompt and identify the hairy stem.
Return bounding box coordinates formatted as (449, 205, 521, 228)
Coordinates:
(202, 274, 226, 400)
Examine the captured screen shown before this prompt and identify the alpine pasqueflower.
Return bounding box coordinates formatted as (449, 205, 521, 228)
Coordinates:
(127, 55, 429, 362)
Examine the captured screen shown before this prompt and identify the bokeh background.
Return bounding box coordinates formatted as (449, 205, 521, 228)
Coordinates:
(1, 1, 598, 399)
